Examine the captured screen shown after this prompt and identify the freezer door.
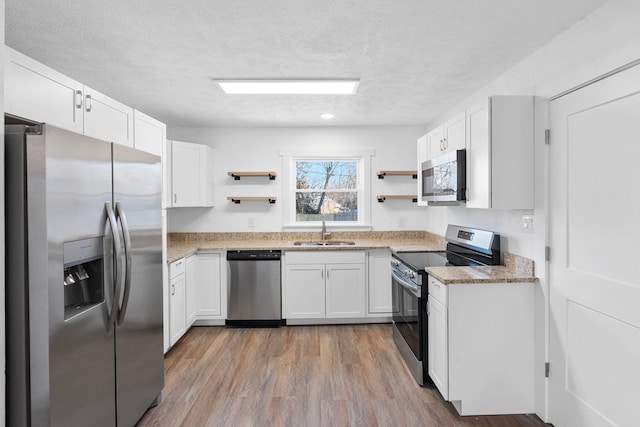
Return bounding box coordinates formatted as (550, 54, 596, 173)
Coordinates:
(112, 144, 164, 426)
(28, 125, 116, 427)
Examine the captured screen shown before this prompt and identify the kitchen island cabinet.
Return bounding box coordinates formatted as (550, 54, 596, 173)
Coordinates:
(426, 276, 535, 416)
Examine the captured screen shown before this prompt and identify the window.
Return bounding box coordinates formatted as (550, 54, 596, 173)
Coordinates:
(281, 148, 373, 228)
(295, 160, 359, 222)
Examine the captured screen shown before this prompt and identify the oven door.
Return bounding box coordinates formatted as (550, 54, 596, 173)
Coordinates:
(391, 268, 422, 361)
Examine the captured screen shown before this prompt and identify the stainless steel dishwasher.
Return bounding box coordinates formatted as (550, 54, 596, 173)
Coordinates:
(226, 250, 282, 327)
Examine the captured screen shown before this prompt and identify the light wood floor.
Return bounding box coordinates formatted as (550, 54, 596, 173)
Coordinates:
(137, 324, 549, 427)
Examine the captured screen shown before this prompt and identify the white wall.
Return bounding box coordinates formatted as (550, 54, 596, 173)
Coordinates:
(421, 0, 640, 420)
(167, 126, 427, 232)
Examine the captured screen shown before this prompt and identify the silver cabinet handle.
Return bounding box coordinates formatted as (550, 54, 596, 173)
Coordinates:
(174, 194, 177, 204)
(326, 269, 329, 280)
(116, 202, 132, 325)
(75, 90, 83, 109)
(85, 94, 92, 112)
(105, 201, 123, 334)
(175, 261, 182, 267)
(171, 284, 176, 296)
(444, 137, 448, 150)
(321, 269, 324, 279)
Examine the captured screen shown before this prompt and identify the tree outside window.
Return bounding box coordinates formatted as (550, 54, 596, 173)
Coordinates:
(295, 160, 359, 222)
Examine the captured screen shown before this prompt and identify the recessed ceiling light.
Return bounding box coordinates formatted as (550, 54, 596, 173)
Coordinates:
(214, 79, 360, 95)
(321, 113, 334, 119)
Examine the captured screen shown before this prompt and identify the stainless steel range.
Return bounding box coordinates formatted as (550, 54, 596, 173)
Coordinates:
(391, 224, 501, 385)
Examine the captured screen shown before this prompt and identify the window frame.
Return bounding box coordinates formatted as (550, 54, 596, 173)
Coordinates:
(280, 148, 374, 230)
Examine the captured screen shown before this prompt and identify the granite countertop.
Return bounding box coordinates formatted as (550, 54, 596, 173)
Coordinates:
(425, 253, 537, 284)
(167, 231, 537, 285)
(167, 231, 445, 263)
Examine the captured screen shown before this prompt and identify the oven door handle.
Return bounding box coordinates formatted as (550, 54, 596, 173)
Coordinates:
(392, 269, 420, 298)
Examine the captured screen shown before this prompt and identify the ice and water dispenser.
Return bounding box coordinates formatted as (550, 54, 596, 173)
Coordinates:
(63, 237, 105, 320)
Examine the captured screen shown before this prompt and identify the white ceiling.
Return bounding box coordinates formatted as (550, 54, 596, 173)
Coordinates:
(6, 0, 607, 127)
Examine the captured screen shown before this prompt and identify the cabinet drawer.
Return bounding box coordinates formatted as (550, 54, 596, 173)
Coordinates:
(428, 276, 447, 306)
(169, 258, 185, 279)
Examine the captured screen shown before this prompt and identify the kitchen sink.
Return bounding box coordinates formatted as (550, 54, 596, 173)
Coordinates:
(293, 240, 356, 246)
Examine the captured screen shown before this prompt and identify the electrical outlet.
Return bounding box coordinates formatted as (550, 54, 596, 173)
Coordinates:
(522, 214, 534, 233)
(248, 217, 255, 228)
(398, 217, 406, 228)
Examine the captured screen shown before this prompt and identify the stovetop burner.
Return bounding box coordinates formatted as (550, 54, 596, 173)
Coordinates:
(393, 251, 448, 271)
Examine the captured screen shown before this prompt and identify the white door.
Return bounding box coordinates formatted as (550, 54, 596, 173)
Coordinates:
(549, 64, 640, 427)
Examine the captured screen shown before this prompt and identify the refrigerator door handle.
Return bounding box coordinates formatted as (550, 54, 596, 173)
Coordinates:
(116, 202, 133, 325)
(105, 201, 123, 333)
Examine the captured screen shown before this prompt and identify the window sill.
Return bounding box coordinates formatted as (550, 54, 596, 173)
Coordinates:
(282, 224, 373, 232)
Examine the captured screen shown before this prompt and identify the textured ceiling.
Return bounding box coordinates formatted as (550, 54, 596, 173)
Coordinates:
(6, 0, 607, 127)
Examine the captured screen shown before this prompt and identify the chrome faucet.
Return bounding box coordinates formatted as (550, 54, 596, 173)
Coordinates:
(321, 220, 331, 240)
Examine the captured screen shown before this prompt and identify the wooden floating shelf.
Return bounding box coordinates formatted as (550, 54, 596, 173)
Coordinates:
(377, 195, 418, 203)
(227, 171, 277, 180)
(376, 170, 417, 179)
(227, 196, 277, 204)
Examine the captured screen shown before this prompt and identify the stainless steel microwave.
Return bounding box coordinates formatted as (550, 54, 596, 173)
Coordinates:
(421, 149, 467, 204)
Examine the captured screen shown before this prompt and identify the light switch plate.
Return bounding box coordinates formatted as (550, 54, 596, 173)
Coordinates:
(522, 214, 534, 233)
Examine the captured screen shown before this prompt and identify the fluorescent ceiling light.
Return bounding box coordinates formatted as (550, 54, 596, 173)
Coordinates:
(320, 113, 334, 119)
(214, 79, 360, 95)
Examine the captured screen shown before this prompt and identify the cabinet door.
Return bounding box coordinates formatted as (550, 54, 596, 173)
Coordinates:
(443, 112, 466, 153)
(185, 255, 197, 326)
(427, 126, 445, 159)
(465, 99, 491, 208)
(326, 263, 366, 318)
(5, 47, 84, 133)
(133, 110, 165, 156)
(195, 253, 222, 317)
(428, 297, 449, 399)
(367, 251, 393, 315)
(169, 273, 187, 346)
(284, 264, 325, 319)
(83, 86, 134, 147)
(171, 140, 202, 207)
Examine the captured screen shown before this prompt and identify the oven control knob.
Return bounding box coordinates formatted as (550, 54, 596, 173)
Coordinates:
(407, 271, 416, 280)
(391, 260, 399, 267)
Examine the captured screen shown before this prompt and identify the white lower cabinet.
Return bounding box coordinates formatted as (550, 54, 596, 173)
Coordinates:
(326, 263, 366, 318)
(169, 259, 187, 347)
(167, 252, 225, 351)
(192, 252, 223, 320)
(284, 251, 366, 321)
(427, 276, 535, 416)
(185, 255, 198, 326)
(366, 250, 395, 317)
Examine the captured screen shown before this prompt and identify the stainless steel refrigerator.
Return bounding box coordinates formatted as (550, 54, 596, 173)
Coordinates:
(5, 123, 164, 426)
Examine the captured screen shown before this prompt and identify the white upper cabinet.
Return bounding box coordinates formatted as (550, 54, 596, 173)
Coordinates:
(427, 112, 466, 159)
(5, 47, 84, 134)
(133, 110, 166, 156)
(465, 96, 533, 209)
(82, 86, 134, 147)
(5, 47, 146, 150)
(167, 140, 215, 208)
